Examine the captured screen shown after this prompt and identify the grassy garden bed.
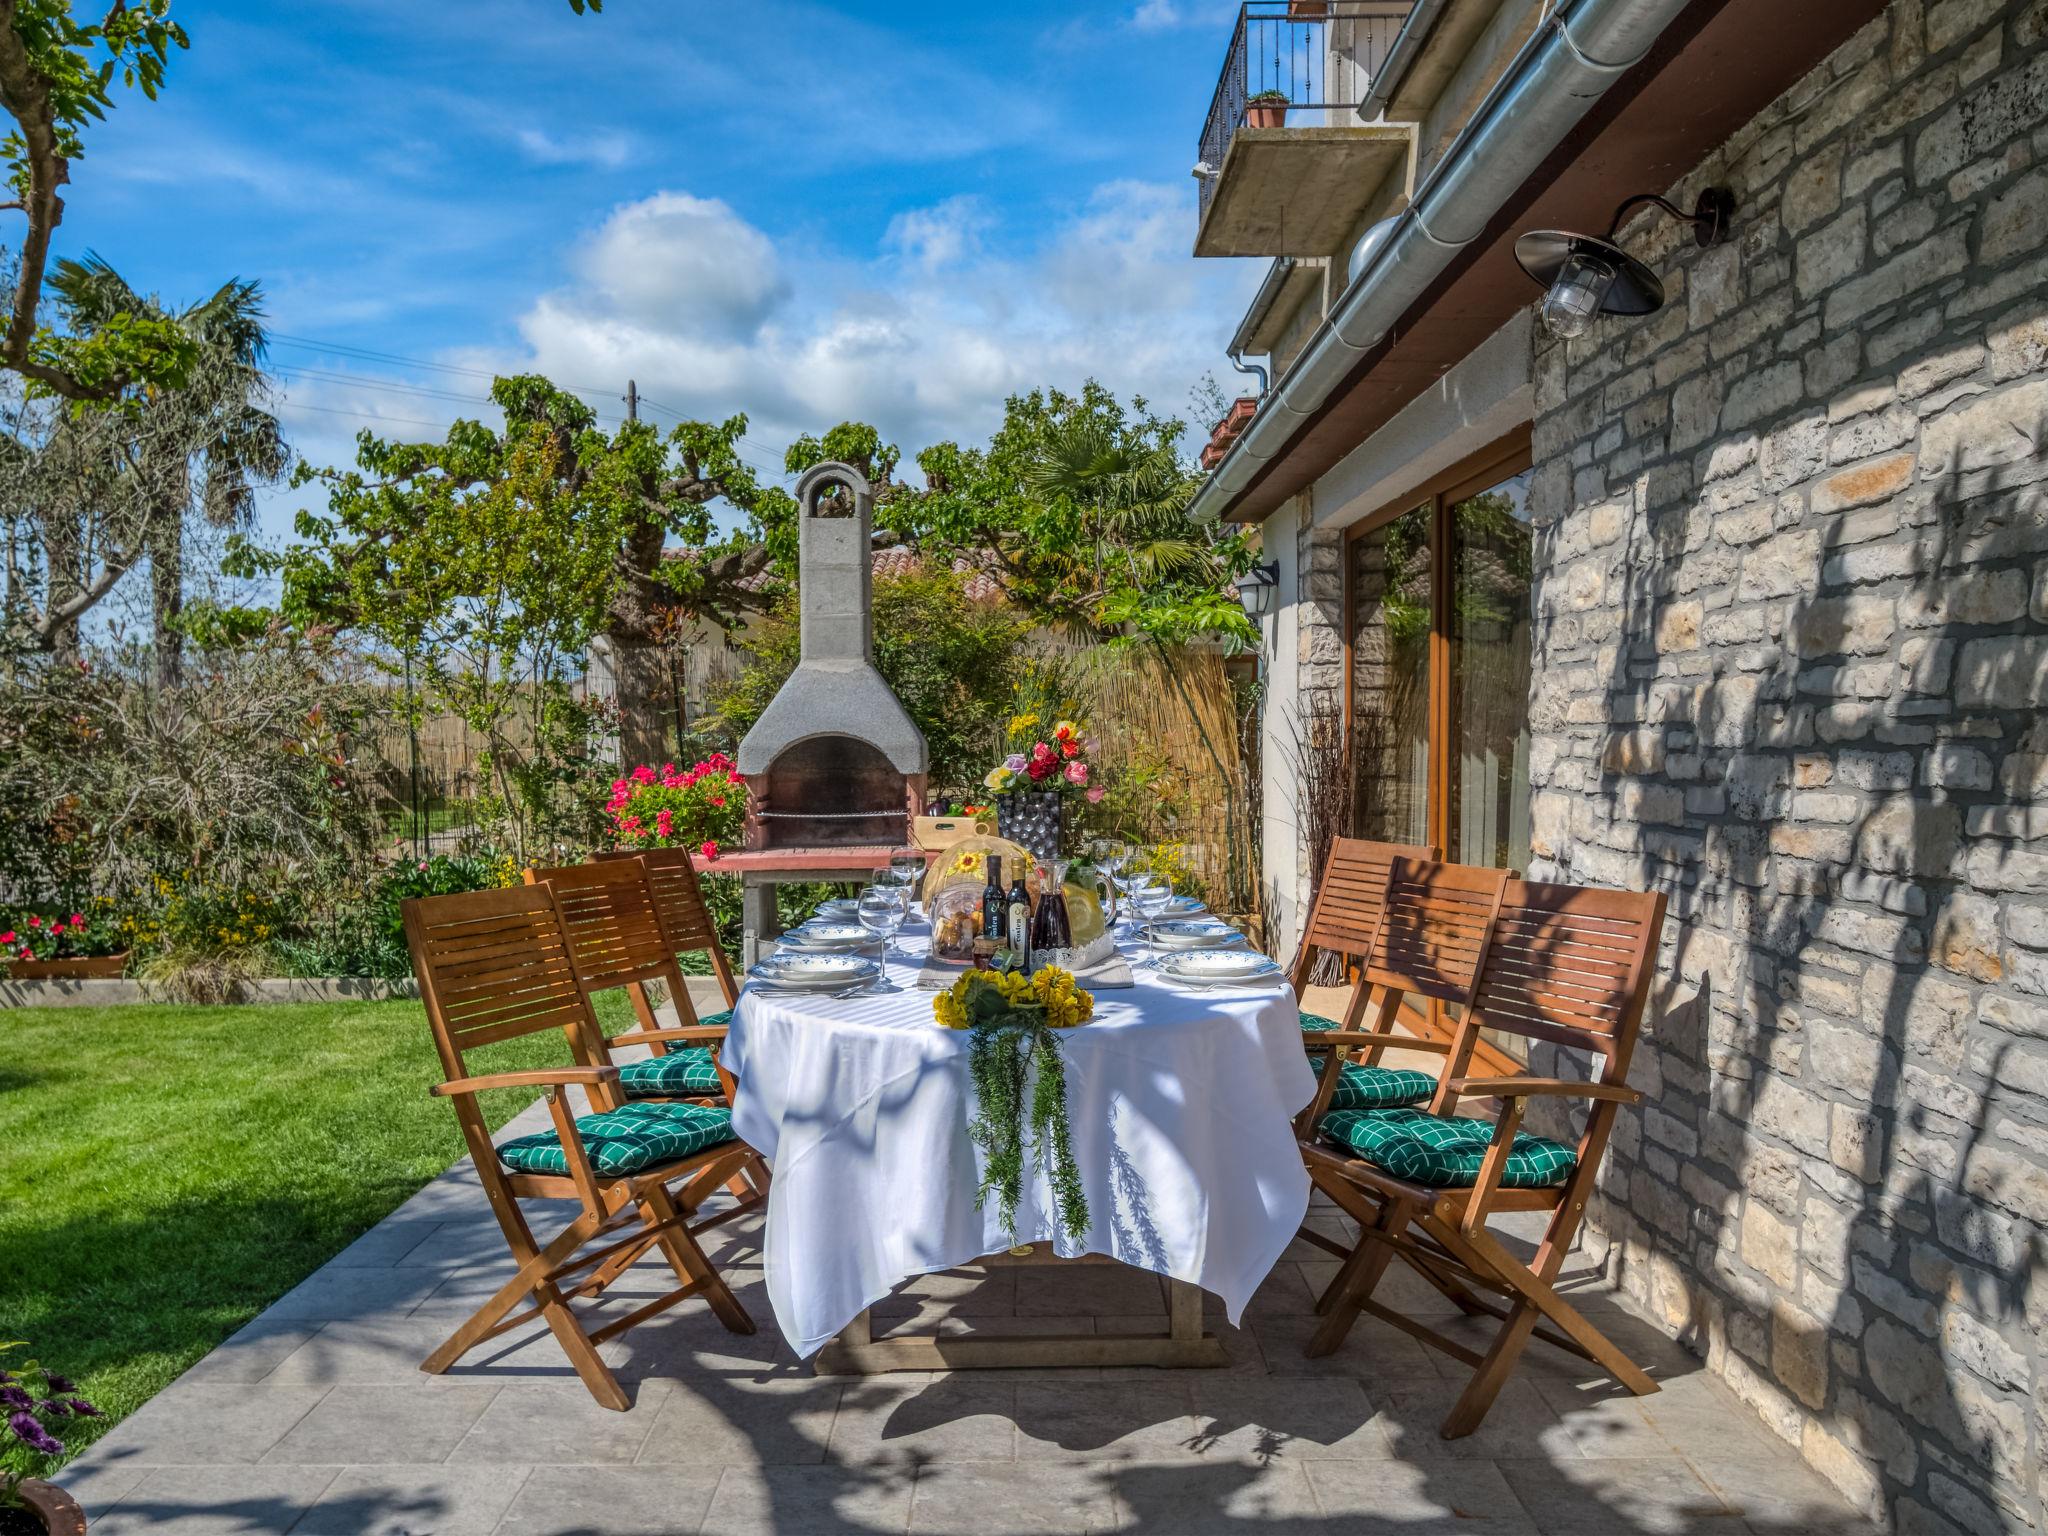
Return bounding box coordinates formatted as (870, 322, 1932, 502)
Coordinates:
(0, 993, 633, 1471)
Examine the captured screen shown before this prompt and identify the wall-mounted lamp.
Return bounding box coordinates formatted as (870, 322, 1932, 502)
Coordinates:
(1515, 188, 1736, 340)
(1237, 559, 1280, 619)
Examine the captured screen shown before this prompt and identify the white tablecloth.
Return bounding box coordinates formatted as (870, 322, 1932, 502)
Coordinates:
(722, 919, 1317, 1358)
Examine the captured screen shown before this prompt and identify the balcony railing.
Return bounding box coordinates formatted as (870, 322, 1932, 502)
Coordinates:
(1197, 1, 1416, 226)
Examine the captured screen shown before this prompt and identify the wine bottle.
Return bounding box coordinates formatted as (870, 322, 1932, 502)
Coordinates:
(982, 855, 1006, 942)
(1006, 868, 1031, 967)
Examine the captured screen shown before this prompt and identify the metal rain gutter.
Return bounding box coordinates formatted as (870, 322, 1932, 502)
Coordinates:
(1356, 0, 1452, 121)
(1189, 0, 1688, 524)
(1227, 256, 1300, 358)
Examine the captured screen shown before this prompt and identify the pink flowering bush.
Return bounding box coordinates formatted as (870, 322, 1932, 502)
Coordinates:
(606, 755, 745, 859)
(0, 901, 129, 965)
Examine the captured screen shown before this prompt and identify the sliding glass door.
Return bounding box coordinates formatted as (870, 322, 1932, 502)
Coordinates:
(1345, 439, 1533, 872)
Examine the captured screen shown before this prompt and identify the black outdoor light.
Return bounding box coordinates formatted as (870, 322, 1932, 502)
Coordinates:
(1515, 187, 1736, 339)
(1237, 559, 1280, 619)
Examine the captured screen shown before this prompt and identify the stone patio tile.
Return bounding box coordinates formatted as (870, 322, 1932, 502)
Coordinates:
(871, 1264, 1018, 1317)
(1522, 1383, 1686, 1461)
(1187, 1377, 1391, 1461)
(89, 1466, 341, 1536)
(449, 1381, 675, 1465)
(328, 1216, 448, 1268)
(265, 1260, 452, 1323)
(91, 1381, 331, 1464)
(1304, 1459, 1538, 1531)
(1494, 1455, 1731, 1535)
(385, 1219, 524, 1275)
(699, 1463, 918, 1536)
(1205, 1261, 1317, 1319)
(173, 1314, 324, 1384)
(1373, 1381, 1583, 1462)
(495, 1463, 723, 1536)
(1013, 1381, 1200, 1461)
(1092, 1317, 1269, 1381)
(293, 1464, 534, 1534)
(1690, 1452, 1883, 1532)
(266, 1314, 597, 1387)
(1248, 1313, 1440, 1380)
(635, 1375, 842, 1465)
(46, 1459, 151, 1521)
(262, 1382, 500, 1464)
(1107, 1457, 1322, 1531)
(828, 1378, 1020, 1465)
(1295, 1254, 1462, 1318)
(1015, 1264, 1168, 1316)
(909, 1460, 1119, 1535)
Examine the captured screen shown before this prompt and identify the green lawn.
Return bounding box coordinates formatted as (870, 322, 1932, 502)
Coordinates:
(0, 993, 633, 1470)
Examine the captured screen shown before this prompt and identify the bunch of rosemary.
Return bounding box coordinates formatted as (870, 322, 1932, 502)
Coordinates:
(956, 981, 1091, 1243)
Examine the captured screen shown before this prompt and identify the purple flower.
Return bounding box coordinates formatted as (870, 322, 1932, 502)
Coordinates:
(0, 1385, 29, 1412)
(68, 1399, 100, 1418)
(8, 1409, 62, 1457)
(37, 1396, 70, 1419)
(1004, 753, 1027, 773)
(43, 1373, 75, 1394)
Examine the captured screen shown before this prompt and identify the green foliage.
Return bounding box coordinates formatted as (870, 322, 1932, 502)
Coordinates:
(711, 568, 1032, 794)
(25, 304, 195, 404)
(900, 381, 1257, 651)
(961, 998, 1090, 1244)
(4, 0, 188, 196)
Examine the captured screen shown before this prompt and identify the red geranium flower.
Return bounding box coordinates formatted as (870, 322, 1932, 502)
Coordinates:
(699, 841, 719, 862)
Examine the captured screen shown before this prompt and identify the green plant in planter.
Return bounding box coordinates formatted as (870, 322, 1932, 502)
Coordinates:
(934, 968, 1095, 1243)
(1, 1343, 100, 1521)
(1247, 89, 1290, 104)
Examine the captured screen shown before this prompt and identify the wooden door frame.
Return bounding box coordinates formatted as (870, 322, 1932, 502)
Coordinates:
(1339, 427, 1532, 857)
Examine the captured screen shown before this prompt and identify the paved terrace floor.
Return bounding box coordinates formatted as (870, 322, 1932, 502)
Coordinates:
(61, 992, 1881, 1536)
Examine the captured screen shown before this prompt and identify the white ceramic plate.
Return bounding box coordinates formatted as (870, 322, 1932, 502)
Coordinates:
(1152, 895, 1207, 917)
(748, 952, 880, 990)
(814, 898, 862, 919)
(1158, 949, 1283, 984)
(779, 921, 876, 951)
(1140, 919, 1246, 951)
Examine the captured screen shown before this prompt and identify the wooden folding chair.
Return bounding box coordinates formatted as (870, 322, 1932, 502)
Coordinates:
(526, 858, 768, 1213)
(1299, 869, 1668, 1437)
(593, 846, 738, 1024)
(404, 884, 758, 1410)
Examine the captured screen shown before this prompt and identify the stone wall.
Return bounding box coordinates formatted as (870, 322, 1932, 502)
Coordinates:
(1525, 2, 2048, 1530)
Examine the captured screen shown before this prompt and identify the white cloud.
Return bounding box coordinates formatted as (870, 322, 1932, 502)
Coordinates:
(485, 182, 1257, 469)
(1130, 0, 1186, 30)
(570, 191, 790, 342)
(515, 126, 635, 169)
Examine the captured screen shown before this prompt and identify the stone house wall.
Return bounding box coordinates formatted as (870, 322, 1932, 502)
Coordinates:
(1523, 1, 2048, 1530)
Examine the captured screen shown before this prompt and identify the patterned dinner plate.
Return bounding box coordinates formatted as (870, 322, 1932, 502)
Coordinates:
(1140, 919, 1247, 950)
(1156, 949, 1283, 984)
(749, 952, 880, 990)
(1152, 895, 1208, 917)
(778, 921, 876, 951)
(814, 898, 862, 920)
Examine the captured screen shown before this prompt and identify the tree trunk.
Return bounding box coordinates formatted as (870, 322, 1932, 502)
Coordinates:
(151, 514, 184, 690)
(608, 631, 679, 769)
(41, 502, 82, 664)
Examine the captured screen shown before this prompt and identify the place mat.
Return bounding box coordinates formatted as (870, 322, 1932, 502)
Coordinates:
(913, 950, 1136, 990)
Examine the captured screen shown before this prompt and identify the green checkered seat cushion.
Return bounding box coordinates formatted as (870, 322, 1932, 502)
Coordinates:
(497, 1101, 737, 1178)
(1299, 1012, 1434, 1111)
(697, 1008, 733, 1028)
(1309, 1058, 1437, 1111)
(617, 1046, 722, 1098)
(1320, 1106, 1578, 1189)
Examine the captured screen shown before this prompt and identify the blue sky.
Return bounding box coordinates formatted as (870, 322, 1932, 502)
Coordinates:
(58, 0, 1263, 540)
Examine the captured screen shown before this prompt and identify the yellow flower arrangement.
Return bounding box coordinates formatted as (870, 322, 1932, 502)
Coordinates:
(933, 966, 1095, 1031)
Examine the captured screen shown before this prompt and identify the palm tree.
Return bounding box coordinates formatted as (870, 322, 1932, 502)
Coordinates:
(47, 257, 288, 687)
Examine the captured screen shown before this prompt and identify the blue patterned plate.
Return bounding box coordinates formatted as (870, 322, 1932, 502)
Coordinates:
(779, 921, 876, 952)
(749, 952, 881, 990)
(1140, 919, 1246, 951)
(1157, 950, 1283, 985)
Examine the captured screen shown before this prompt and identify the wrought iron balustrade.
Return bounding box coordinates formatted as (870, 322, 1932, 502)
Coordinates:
(1196, 1, 1416, 225)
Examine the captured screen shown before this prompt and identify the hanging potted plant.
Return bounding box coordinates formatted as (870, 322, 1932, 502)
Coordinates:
(1244, 89, 1291, 129)
(2, 1346, 99, 1535)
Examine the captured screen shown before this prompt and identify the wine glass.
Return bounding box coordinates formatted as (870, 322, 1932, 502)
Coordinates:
(871, 864, 915, 912)
(857, 885, 908, 963)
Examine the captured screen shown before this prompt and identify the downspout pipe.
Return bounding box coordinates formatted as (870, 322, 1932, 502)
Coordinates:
(1190, 0, 1689, 524)
(1229, 351, 1269, 397)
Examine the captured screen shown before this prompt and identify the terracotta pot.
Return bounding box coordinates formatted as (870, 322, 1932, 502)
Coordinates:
(15, 1480, 88, 1536)
(4, 951, 128, 980)
(1244, 100, 1288, 129)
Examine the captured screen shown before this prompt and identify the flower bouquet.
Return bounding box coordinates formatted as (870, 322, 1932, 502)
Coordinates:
(982, 716, 1103, 864)
(934, 966, 1095, 1242)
